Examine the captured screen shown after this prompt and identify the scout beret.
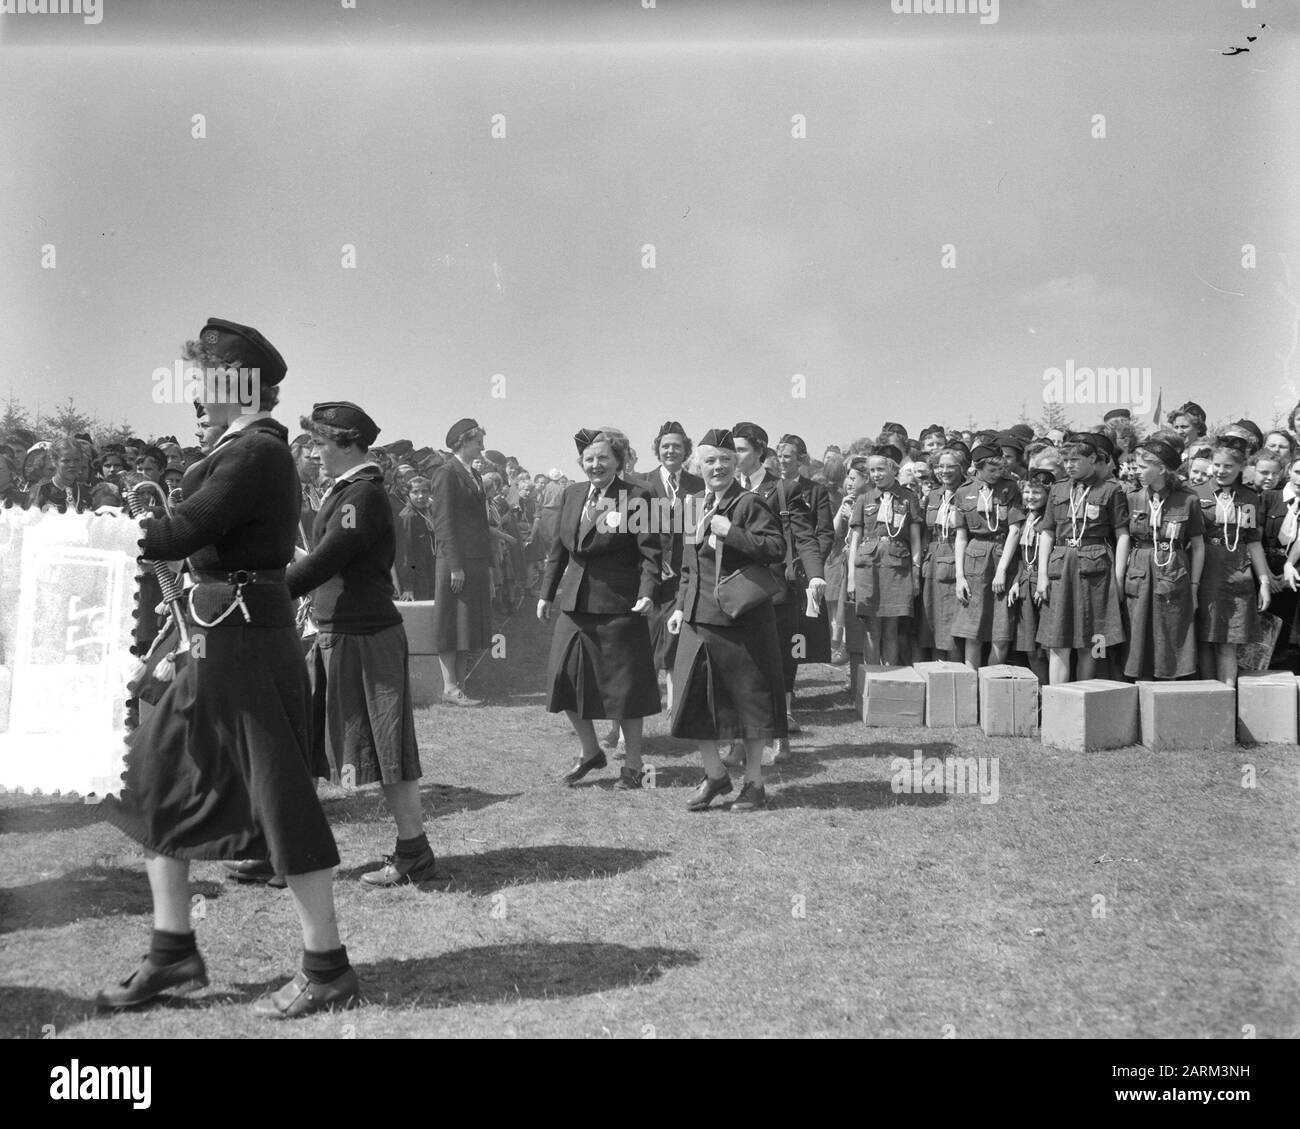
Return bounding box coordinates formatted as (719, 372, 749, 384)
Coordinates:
(1102, 409, 1131, 423)
(484, 449, 507, 466)
(446, 418, 482, 449)
(1009, 423, 1036, 442)
(383, 439, 415, 458)
(310, 401, 381, 447)
(918, 424, 946, 442)
(573, 428, 603, 454)
(1214, 433, 1250, 457)
(874, 444, 904, 465)
(1026, 468, 1056, 489)
(969, 443, 1000, 464)
(995, 431, 1025, 454)
(778, 433, 808, 459)
(1064, 432, 1104, 457)
(698, 428, 736, 451)
(730, 422, 768, 451)
(1231, 419, 1264, 448)
(199, 317, 287, 386)
(1137, 438, 1181, 471)
(881, 421, 908, 439)
(944, 440, 971, 461)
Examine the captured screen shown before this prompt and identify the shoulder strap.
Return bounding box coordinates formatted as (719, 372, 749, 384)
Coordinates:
(776, 479, 795, 573)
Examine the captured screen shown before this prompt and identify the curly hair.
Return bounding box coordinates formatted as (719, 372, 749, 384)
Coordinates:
(182, 338, 280, 412)
(299, 416, 369, 452)
(577, 428, 629, 472)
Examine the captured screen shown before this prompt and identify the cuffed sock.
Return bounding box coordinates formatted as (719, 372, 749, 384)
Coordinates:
(395, 833, 429, 859)
(150, 928, 197, 964)
(301, 945, 351, 985)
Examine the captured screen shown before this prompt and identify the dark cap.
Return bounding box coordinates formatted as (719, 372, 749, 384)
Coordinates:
(699, 428, 736, 451)
(1102, 409, 1131, 423)
(383, 439, 415, 458)
(969, 443, 1001, 465)
(445, 418, 482, 449)
(730, 422, 769, 452)
(1009, 423, 1036, 442)
(1214, 433, 1250, 457)
(1137, 438, 1181, 471)
(309, 402, 381, 447)
(873, 444, 904, 465)
(995, 431, 1025, 454)
(484, 449, 507, 466)
(199, 317, 287, 386)
(573, 428, 604, 454)
(655, 420, 689, 445)
(944, 440, 971, 462)
(1026, 468, 1056, 489)
(777, 433, 807, 459)
(1064, 432, 1104, 457)
(1232, 419, 1264, 448)
(881, 421, 908, 439)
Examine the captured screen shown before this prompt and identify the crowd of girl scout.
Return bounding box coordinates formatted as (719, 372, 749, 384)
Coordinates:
(4, 325, 1297, 1020)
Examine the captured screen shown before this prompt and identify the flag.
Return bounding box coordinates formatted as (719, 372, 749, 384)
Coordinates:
(1150, 387, 1162, 427)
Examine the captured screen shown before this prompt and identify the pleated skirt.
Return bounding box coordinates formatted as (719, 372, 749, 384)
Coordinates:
(1036, 543, 1127, 651)
(1123, 547, 1197, 679)
(920, 542, 960, 651)
(670, 609, 788, 741)
(103, 601, 340, 876)
(546, 610, 661, 719)
(432, 556, 494, 652)
(951, 539, 1016, 643)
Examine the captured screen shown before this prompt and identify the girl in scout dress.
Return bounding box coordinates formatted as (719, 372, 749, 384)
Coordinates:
(846, 446, 922, 666)
(1262, 455, 1300, 668)
(1007, 468, 1054, 684)
(951, 443, 1024, 668)
(918, 447, 967, 661)
(1036, 433, 1130, 685)
(1195, 436, 1272, 686)
(1122, 439, 1205, 680)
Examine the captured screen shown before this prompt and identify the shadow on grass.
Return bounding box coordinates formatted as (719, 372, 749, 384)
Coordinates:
(318, 783, 521, 821)
(0, 868, 226, 935)
(0, 985, 100, 1038)
(343, 844, 668, 895)
(772, 780, 950, 810)
(0, 800, 110, 836)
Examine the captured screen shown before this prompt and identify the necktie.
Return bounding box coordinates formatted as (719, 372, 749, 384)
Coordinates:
(668, 471, 679, 502)
(583, 486, 600, 523)
(741, 474, 750, 491)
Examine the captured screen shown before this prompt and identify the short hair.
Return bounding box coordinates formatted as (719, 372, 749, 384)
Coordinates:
(1264, 430, 1296, 455)
(481, 471, 504, 493)
(577, 428, 629, 471)
(90, 482, 123, 507)
(407, 476, 432, 491)
(50, 438, 82, 460)
(930, 447, 968, 473)
(299, 416, 369, 453)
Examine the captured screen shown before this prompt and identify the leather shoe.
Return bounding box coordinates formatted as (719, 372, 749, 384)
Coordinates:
(685, 773, 733, 811)
(613, 766, 643, 790)
(224, 859, 287, 888)
(720, 742, 745, 768)
(442, 687, 482, 707)
(731, 780, 767, 812)
(252, 968, 360, 1019)
(360, 846, 437, 887)
(95, 952, 208, 1011)
(562, 750, 606, 785)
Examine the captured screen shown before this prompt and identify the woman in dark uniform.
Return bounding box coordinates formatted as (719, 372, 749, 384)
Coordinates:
(668, 429, 787, 813)
(919, 447, 966, 661)
(1122, 439, 1204, 680)
(99, 318, 357, 1019)
(397, 475, 437, 601)
(289, 402, 434, 887)
(1260, 455, 1300, 668)
(430, 417, 494, 705)
(539, 429, 662, 789)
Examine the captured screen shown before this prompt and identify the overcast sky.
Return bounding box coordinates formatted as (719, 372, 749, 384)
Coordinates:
(1, 0, 1296, 472)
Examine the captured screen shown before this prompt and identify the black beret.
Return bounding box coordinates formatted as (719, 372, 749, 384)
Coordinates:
(730, 422, 768, 451)
(1026, 468, 1056, 489)
(1009, 423, 1036, 442)
(1102, 409, 1131, 423)
(944, 440, 971, 461)
(969, 443, 1000, 464)
(310, 401, 381, 447)
(1232, 419, 1264, 447)
(446, 418, 481, 449)
(881, 421, 908, 439)
(383, 439, 415, 458)
(698, 428, 736, 451)
(918, 424, 946, 442)
(1063, 432, 1104, 457)
(778, 433, 808, 458)
(1137, 438, 1181, 471)
(995, 431, 1025, 454)
(1214, 433, 1250, 457)
(484, 449, 507, 466)
(873, 444, 904, 465)
(574, 428, 603, 454)
(199, 317, 287, 386)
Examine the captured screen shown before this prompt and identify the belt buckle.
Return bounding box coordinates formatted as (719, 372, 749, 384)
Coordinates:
(1066, 537, 1080, 548)
(230, 569, 252, 585)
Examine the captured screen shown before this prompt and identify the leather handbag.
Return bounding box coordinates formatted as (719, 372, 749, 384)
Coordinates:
(715, 561, 784, 619)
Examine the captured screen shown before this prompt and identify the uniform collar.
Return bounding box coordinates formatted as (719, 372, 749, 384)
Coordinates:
(327, 461, 382, 495)
(213, 411, 274, 449)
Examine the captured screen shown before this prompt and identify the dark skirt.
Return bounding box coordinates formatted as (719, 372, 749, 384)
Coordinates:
(1011, 559, 1043, 655)
(1036, 543, 1127, 651)
(648, 581, 681, 671)
(777, 589, 832, 691)
(102, 590, 340, 876)
(853, 537, 915, 618)
(546, 610, 661, 719)
(670, 609, 788, 741)
(1124, 545, 1197, 679)
(310, 623, 422, 786)
(824, 548, 847, 602)
(432, 556, 494, 652)
(951, 538, 1016, 643)
(920, 542, 960, 651)
(1196, 541, 1260, 644)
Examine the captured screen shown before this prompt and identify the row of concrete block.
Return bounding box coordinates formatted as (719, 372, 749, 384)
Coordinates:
(852, 661, 1298, 749)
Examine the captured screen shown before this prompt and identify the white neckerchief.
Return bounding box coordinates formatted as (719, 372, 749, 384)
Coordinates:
(212, 411, 273, 450)
(1281, 484, 1300, 545)
(660, 464, 681, 499)
(1215, 486, 1241, 552)
(326, 461, 381, 498)
(936, 489, 955, 539)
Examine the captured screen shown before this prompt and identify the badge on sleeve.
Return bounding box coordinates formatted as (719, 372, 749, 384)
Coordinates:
(1085, 503, 1100, 520)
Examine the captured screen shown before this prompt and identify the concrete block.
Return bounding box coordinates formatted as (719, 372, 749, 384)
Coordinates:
(978, 664, 1040, 737)
(1137, 680, 1235, 750)
(913, 661, 979, 728)
(394, 599, 439, 655)
(861, 665, 926, 727)
(1236, 672, 1298, 745)
(1040, 679, 1139, 751)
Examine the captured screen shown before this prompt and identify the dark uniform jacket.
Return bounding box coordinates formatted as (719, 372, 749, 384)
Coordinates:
(642, 464, 706, 584)
(746, 468, 826, 581)
(541, 477, 662, 613)
(431, 456, 492, 569)
(676, 480, 787, 626)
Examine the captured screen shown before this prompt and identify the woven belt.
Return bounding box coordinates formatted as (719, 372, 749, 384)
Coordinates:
(193, 568, 287, 585)
(967, 533, 1006, 542)
(1062, 537, 1109, 547)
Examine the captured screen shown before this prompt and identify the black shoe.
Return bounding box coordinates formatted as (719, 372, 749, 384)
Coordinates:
(563, 751, 607, 785)
(252, 968, 361, 1020)
(360, 846, 438, 887)
(685, 773, 733, 811)
(94, 952, 208, 1011)
(614, 766, 643, 790)
(224, 859, 287, 888)
(731, 780, 767, 812)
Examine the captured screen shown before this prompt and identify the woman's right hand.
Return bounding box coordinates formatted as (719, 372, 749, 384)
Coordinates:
(399, 590, 414, 602)
(450, 568, 465, 593)
(536, 599, 551, 622)
(956, 577, 970, 603)
(667, 610, 684, 635)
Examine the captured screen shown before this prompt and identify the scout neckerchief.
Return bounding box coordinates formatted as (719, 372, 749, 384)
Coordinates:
(936, 489, 956, 540)
(1147, 483, 1175, 568)
(1066, 477, 1092, 547)
(1021, 511, 1041, 567)
(1281, 486, 1299, 548)
(977, 479, 1002, 534)
(1214, 484, 1241, 553)
(877, 485, 905, 539)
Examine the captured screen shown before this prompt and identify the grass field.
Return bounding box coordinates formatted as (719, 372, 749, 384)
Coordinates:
(1, 610, 1297, 1039)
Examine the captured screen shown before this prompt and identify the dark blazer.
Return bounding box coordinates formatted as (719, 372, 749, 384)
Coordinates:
(747, 469, 827, 581)
(541, 477, 662, 613)
(431, 456, 492, 569)
(676, 480, 787, 626)
(642, 464, 706, 584)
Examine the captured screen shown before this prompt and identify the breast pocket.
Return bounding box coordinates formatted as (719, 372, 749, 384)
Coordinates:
(1124, 556, 1148, 599)
(1154, 552, 1189, 599)
(1076, 544, 1111, 577)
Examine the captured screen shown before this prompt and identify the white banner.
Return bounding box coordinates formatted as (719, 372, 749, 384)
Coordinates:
(0, 506, 145, 797)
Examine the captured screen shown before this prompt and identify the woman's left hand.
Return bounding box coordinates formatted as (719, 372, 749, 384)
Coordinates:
(536, 599, 552, 622)
(1258, 579, 1271, 613)
(709, 514, 732, 539)
(631, 596, 652, 614)
(992, 569, 1006, 597)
